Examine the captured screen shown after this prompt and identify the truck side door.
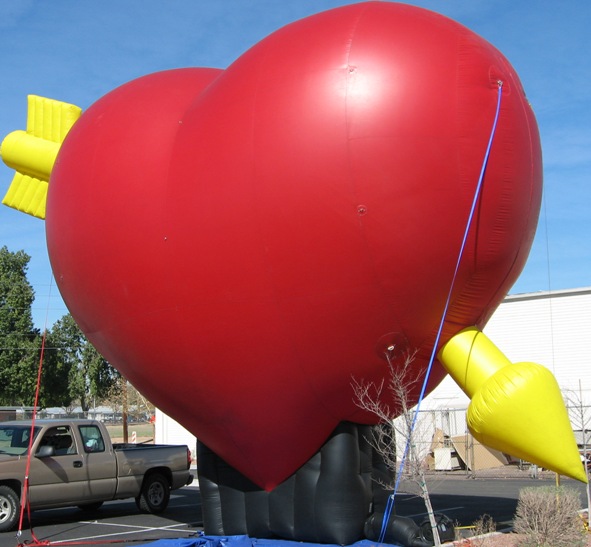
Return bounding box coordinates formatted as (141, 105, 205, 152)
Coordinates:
(77, 424, 117, 499)
(28, 425, 89, 507)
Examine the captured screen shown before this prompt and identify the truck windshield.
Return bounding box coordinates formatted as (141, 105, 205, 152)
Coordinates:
(0, 425, 41, 456)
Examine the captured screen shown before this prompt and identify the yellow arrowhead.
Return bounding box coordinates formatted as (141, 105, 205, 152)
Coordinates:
(469, 361, 587, 482)
(439, 327, 587, 483)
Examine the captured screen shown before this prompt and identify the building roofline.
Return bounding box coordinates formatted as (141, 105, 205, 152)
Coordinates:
(505, 286, 591, 303)
(0, 406, 39, 411)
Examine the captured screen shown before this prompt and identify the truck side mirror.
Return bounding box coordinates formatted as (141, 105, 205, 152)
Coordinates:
(35, 445, 56, 458)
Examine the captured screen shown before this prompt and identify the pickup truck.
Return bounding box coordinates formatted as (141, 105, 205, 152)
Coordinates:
(0, 419, 193, 532)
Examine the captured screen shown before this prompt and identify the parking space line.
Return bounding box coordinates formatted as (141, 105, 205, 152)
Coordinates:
(51, 522, 197, 544)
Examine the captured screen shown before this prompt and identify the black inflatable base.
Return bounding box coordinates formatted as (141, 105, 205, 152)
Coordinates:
(198, 422, 382, 544)
(197, 421, 446, 546)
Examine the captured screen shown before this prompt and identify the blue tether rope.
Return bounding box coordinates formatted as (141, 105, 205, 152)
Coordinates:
(378, 81, 504, 544)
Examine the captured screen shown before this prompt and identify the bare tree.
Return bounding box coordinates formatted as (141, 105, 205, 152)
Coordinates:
(352, 348, 442, 546)
(563, 381, 591, 515)
(102, 377, 156, 443)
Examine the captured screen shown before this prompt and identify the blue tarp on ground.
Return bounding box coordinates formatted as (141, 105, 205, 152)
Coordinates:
(140, 535, 402, 547)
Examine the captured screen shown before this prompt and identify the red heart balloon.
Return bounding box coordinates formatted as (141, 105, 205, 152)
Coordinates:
(47, 2, 541, 490)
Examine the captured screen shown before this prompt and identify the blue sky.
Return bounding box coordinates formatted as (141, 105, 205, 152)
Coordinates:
(0, 1, 589, 329)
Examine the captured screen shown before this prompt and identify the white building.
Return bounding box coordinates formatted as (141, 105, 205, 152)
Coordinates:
(154, 407, 197, 463)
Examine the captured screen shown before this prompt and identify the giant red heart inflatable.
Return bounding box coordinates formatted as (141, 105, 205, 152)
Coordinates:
(46, 2, 541, 490)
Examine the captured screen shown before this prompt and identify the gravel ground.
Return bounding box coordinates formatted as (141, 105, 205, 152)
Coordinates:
(447, 532, 591, 545)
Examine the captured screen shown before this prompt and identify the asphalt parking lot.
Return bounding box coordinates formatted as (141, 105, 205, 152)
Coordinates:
(0, 485, 202, 547)
(0, 474, 587, 547)
(396, 474, 589, 531)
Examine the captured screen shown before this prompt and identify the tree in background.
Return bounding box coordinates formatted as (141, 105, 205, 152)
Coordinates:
(563, 384, 591, 518)
(103, 377, 155, 422)
(102, 377, 156, 442)
(0, 246, 42, 406)
(46, 313, 120, 412)
(0, 246, 91, 407)
(0, 246, 145, 419)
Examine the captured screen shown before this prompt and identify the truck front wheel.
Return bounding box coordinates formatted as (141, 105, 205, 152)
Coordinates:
(0, 485, 19, 532)
(136, 473, 170, 514)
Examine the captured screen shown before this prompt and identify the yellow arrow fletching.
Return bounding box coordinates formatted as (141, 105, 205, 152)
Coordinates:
(1, 95, 82, 219)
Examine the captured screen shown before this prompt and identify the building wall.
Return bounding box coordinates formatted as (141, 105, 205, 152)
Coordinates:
(487, 288, 591, 397)
(155, 407, 197, 463)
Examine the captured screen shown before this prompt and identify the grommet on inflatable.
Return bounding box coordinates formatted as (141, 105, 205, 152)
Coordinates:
(1, 2, 585, 546)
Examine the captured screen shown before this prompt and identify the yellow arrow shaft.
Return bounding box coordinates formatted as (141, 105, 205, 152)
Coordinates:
(437, 327, 512, 398)
(1, 130, 60, 181)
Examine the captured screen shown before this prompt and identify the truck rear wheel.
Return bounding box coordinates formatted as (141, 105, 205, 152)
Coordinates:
(136, 473, 170, 514)
(0, 485, 19, 533)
